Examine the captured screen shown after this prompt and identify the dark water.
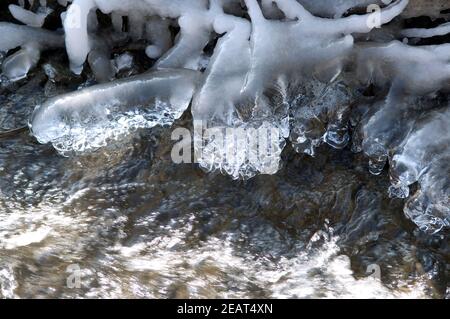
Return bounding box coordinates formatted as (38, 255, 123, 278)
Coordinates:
(0, 59, 448, 299)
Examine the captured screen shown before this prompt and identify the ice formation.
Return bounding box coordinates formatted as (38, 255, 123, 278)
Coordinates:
(30, 68, 200, 154)
(9, 4, 51, 27)
(0, 22, 63, 81)
(0, 0, 449, 233)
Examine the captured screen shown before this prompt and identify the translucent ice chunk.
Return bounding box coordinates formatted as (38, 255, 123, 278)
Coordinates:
(352, 93, 449, 233)
(9, 4, 49, 27)
(2, 44, 41, 82)
(289, 78, 356, 156)
(358, 95, 429, 176)
(86, 32, 129, 83)
(145, 16, 172, 59)
(196, 121, 286, 180)
(87, 49, 115, 83)
(388, 107, 450, 233)
(30, 69, 200, 154)
(390, 108, 450, 190)
(192, 13, 289, 179)
(403, 158, 450, 234)
(0, 22, 63, 52)
(0, 23, 62, 80)
(113, 52, 134, 74)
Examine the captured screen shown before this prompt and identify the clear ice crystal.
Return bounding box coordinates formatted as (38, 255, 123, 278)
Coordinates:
(30, 69, 199, 154)
(197, 121, 286, 180)
(49, 101, 182, 155)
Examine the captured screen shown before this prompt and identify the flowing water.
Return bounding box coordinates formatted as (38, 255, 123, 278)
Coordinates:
(0, 50, 448, 299)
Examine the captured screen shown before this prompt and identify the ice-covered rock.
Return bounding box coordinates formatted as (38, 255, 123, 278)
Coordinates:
(30, 69, 200, 154)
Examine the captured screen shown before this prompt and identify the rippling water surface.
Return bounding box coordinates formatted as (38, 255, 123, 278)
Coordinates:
(0, 58, 448, 299)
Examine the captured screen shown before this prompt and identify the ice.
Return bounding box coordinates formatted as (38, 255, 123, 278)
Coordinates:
(145, 16, 172, 59)
(111, 12, 123, 33)
(299, 0, 450, 20)
(352, 96, 449, 233)
(389, 107, 450, 233)
(351, 94, 450, 233)
(199, 0, 404, 174)
(86, 33, 128, 83)
(260, 0, 284, 19)
(30, 69, 200, 154)
(113, 52, 134, 74)
(0, 22, 63, 81)
(154, 15, 211, 70)
(0, 22, 63, 52)
(191, 13, 289, 179)
(403, 158, 450, 234)
(193, 74, 290, 180)
(242, 0, 408, 96)
(87, 49, 115, 83)
(0, 0, 447, 233)
(192, 14, 252, 123)
(352, 95, 449, 233)
(355, 95, 430, 175)
(62, 0, 212, 73)
(9, 4, 50, 27)
(197, 121, 286, 180)
(355, 41, 450, 95)
(62, 0, 97, 74)
(288, 78, 356, 156)
(2, 44, 41, 82)
(403, 22, 450, 38)
(351, 40, 450, 233)
(154, 1, 221, 70)
(389, 108, 450, 189)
